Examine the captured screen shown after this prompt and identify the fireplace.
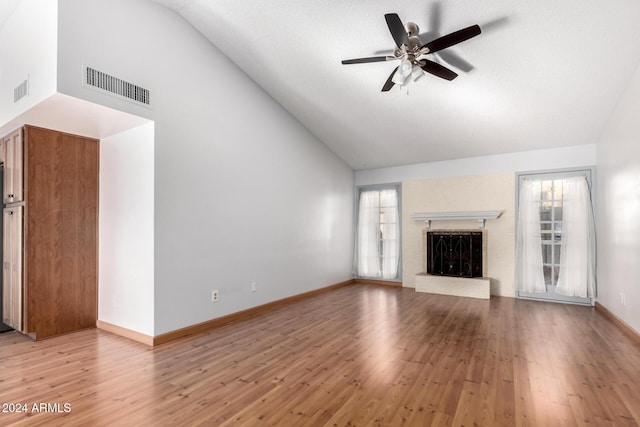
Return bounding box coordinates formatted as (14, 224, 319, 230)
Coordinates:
(427, 231, 483, 278)
(411, 210, 501, 299)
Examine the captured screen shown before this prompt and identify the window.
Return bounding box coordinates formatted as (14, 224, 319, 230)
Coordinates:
(516, 169, 595, 304)
(354, 186, 401, 280)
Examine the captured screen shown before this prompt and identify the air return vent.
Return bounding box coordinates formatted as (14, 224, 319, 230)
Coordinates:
(14, 79, 28, 103)
(84, 66, 150, 106)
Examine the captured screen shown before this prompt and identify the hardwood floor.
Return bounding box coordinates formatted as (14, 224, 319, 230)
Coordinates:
(1, 284, 640, 426)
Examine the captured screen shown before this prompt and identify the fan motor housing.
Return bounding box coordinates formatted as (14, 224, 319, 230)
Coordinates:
(404, 21, 419, 37)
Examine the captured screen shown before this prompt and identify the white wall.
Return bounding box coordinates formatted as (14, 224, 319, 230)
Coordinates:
(0, 0, 58, 125)
(596, 60, 640, 333)
(99, 123, 155, 336)
(356, 144, 596, 186)
(57, 0, 354, 335)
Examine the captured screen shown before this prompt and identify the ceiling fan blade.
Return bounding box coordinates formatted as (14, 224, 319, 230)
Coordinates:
(385, 13, 410, 48)
(420, 59, 458, 81)
(342, 56, 391, 65)
(382, 67, 399, 92)
(420, 24, 481, 54)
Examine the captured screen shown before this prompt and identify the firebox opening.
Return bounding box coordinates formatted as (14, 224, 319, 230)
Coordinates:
(427, 231, 483, 278)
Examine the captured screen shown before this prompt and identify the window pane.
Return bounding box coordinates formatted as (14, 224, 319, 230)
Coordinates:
(553, 244, 561, 264)
(541, 180, 553, 200)
(379, 189, 397, 207)
(543, 266, 552, 285)
(542, 244, 553, 264)
(553, 206, 563, 221)
(553, 179, 563, 201)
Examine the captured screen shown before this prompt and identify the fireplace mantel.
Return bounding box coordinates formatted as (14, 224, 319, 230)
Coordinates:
(411, 211, 502, 229)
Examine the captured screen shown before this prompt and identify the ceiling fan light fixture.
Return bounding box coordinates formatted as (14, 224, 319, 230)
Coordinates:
(391, 59, 413, 85)
(391, 72, 406, 86)
(411, 65, 424, 82)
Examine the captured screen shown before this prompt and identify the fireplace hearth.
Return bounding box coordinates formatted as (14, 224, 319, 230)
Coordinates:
(427, 231, 483, 278)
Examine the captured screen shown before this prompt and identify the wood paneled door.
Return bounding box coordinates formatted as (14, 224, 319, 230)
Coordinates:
(24, 126, 99, 339)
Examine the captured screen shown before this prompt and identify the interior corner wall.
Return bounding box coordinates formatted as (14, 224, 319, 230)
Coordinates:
(56, 0, 354, 336)
(596, 60, 640, 333)
(0, 0, 58, 126)
(99, 123, 155, 336)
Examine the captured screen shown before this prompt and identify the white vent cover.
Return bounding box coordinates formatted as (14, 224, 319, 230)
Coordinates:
(84, 66, 150, 106)
(14, 79, 28, 103)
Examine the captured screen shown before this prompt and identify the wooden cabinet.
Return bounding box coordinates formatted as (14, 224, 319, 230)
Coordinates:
(2, 125, 98, 340)
(2, 206, 23, 331)
(3, 128, 23, 204)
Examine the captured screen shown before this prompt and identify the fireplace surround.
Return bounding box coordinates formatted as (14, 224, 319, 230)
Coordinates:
(404, 175, 512, 297)
(415, 228, 490, 299)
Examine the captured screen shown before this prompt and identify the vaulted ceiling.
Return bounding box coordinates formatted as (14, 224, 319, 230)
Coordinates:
(152, 0, 640, 170)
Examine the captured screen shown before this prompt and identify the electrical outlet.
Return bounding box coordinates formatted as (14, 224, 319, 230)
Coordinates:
(212, 290, 219, 302)
(620, 293, 626, 305)
(250, 282, 257, 292)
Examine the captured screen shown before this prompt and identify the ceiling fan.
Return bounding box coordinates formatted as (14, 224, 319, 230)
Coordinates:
(341, 13, 481, 92)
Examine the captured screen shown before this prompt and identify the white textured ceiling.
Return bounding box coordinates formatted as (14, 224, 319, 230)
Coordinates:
(0, 0, 19, 30)
(152, 0, 640, 170)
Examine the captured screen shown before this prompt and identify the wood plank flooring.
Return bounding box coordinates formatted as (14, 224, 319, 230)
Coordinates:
(1, 284, 640, 426)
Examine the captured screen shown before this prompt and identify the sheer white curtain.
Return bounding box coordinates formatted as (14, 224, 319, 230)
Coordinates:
(355, 189, 399, 279)
(516, 179, 546, 292)
(356, 191, 381, 278)
(556, 176, 596, 297)
(380, 189, 399, 279)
